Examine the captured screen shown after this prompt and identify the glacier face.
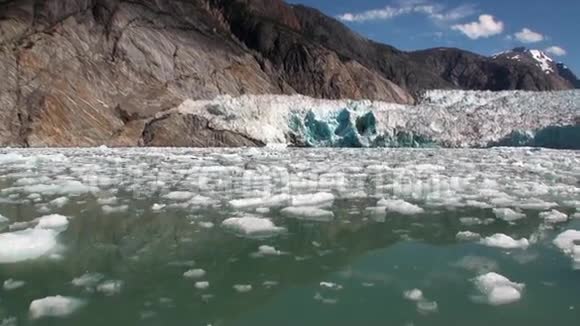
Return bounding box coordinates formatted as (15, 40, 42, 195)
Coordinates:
(175, 90, 580, 148)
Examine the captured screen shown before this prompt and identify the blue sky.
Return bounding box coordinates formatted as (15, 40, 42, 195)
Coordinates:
(290, 0, 579, 74)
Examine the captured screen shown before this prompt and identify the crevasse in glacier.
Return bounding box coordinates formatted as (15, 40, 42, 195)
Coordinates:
(176, 90, 580, 148)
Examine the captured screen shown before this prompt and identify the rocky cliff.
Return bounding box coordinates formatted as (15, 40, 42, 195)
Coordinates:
(0, 0, 576, 147)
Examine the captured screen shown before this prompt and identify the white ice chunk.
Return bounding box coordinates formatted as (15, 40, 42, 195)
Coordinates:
(256, 245, 282, 256)
(403, 289, 424, 301)
(229, 194, 290, 209)
(377, 199, 424, 215)
(0, 229, 60, 263)
(96, 280, 123, 296)
(0, 214, 9, 224)
(164, 191, 194, 201)
(539, 210, 568, 223)
(480, 234, 529, 249)
(493, 208, 525, 222)
(49, 197, 69, 208)
(320, 282, 343, 290)
(151, 203, 165, 211)
(72, 273, 105, 288)
(456, 231, 481, 241)
(36, 214, 69, 231)
(233, 284, 252, 293)
(290, 193, 334, 207)
(195, 281, 210, 290)
(29, 296, 84, 319)
(221, 216, 285, 238)
(3, 279, 26, 290)
(474, 272, 524, 305)
(281, 206, 334, 221)
(184, 269, 206, 279)
(102, 205, 129, 214)
(553, 230, 580, 254)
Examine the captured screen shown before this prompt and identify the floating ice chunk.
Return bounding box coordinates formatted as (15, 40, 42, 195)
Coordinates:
(474, 272, 524, 305)
(377, 199, 424, 215)
(516, 200, 558, 210)
(49, 197, 69, 208)
(480, 234, 529, 249)
(23, 180, 97, 196)
(151, 203, 165, 211)
(263, 281, 279, 288)
(3, 279, 26, 290)
(417, 300, 438, 314)
(493, 208, 526, 222)
(36, 214, 69, 231)
(456, 231, 481, 241)
(102, 205, 129, 214)
(0, 228, 60, 263)
(164, 191, 194, 201)
(290, 193, 334, 207)
(553, 230, 580, 254)
(184, 269, 206, 279)
(221, 217, 284, 238)
(72, 273, 105, 288)
(97, 197, 117, 205)
(233, 284, 252, 293)
(573, 212, 580, 219)
(29, 296, 85, 319)
(0, 214, 9, 224)
(459, 217, 483, 226)
(403, 289, 424, 301)
(230, 194, 290, 209)
(97, 280, 123, 296)
(195, 281, 210, 290)
(320, 282, 343, 290)
(256, 207, 270, 214)
(281, 206, 334, 221)
(198, 222, 214, 229)
(539, 210, 568, 223)
(256, 245, 282, 256)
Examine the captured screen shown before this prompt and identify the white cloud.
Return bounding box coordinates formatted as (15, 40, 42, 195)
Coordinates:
(514, 28, 544, 43)
(337, 0, 475, 23)
(545, 46, 567, 56)
(452, 15, 504, 39)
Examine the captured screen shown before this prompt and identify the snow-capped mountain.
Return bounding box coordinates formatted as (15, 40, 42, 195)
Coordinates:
(493, 48, 579, 88)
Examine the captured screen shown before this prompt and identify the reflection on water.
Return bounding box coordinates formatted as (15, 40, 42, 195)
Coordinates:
(0, 148, 579, 325)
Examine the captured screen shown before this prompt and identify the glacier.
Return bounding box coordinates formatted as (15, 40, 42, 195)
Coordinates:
(175, 90, 580, 148)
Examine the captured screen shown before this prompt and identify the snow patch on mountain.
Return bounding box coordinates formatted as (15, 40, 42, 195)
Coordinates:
(529, 49, 554, 73)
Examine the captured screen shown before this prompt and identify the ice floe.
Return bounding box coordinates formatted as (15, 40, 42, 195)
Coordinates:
(36, 214, 69, 231)
(221, 216, 285, 238)
(233, 284, 252, 293)
(280, 206, 334, 221)
(184, 269, 206, 279)
(456, 231, 482, 241)
(493, 208, 526, 222)
(0, 228, 61, 263)
(539, 210, 568, 224)
(72, 273, 105, 289)
(96, 280, 123, 296)
(480, 234, 529, 249)
(553, 230, 580, 269)
(3, 279, 26, 291)
(377, 199, 424, 215)
(473, 272, 524, 305)
(290, 192, 335, 207)
(29, 296, 85, 319)
(195, 281, 210, 290)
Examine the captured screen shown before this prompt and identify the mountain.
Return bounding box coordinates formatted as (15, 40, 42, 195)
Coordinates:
(556, 63, 580, 88)
(0, 0, 576, 147)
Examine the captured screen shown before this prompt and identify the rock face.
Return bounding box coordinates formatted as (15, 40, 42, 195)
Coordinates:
(0, 0, 576, 147)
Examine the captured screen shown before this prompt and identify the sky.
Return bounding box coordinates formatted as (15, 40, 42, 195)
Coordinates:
(289, 0, 580, 75)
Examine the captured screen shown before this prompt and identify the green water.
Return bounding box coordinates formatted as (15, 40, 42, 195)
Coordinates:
(1, 200, 579, 325)
(0, 148, 579, 325)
